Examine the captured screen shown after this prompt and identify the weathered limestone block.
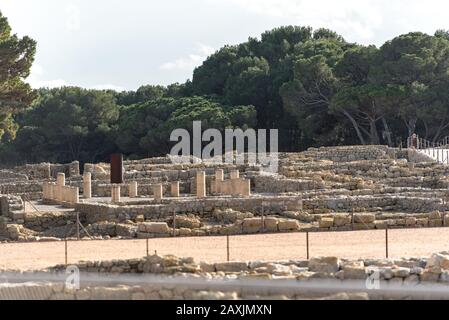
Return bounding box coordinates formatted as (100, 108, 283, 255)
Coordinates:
(278, 219, 300, 231)
(138, 222, 170, 234)
(353, 223, 375, 230)
(129, 181, 138, 198)
(175, 215, 201, 229)
(405, 217, 417, 226)
(83, 172, 92, 199)
(308, 257, 340, 274)
(333, 214, 351, 227)
(213, 169, 224, 194)
(263, 217, 279, 232)
(426, 253, 449, 270)
(153, 184, 163, 202)
(416, 218, 429, 227)
(353, 213, 375, 224)
(429, 211, 442, 220)
(196, 171, 206, 198)
(215, 261, 248, 272)
(170, 181, 179, 198)
(319, 217, 334, 229)
(111, 185, 121, 203)
(230, 170, 240, 180)
(342, 261, 366, 279)
(242, 218, 263, 233)
(429, 219, 442, 227)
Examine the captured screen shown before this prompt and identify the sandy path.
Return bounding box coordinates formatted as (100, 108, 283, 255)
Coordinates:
(1, 228, 448, 270)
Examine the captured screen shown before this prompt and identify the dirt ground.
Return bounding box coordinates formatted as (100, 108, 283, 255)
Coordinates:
(1, 228, 448, 270)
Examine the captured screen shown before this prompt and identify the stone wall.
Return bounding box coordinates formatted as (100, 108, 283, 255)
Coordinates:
(2, 251, 449, 300)
(76, 196, 303, 224)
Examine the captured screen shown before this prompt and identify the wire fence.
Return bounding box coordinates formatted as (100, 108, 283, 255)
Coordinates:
(2, 226, 449, 271)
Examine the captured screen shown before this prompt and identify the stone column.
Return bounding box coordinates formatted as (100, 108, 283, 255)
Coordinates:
(171, 181, 180, 197)
(83, 172, 92, 199)
(111, 185, 121, 203)
(153, 184, 163, 202)
(230, 170, 240, 180)
(56, 173, 65, 202)
(72, 187, 80, 204)
(240, 179, 251, 197)
(49, 183, 55, 200)
(129, 181, 138, 198)
(57, 173, 66, 186)
(62, 186, 68, 202)
(42, 182, 48, 200)
(213, 169, 224, 194)
(196, 171, 206, 198)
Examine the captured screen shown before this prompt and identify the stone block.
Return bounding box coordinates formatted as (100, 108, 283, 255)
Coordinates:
(242, 218, 262, 233)
(309, 257, 340, 274)
(353, 213, 375, 224)
(333, 214, 351, 227)
(138, 222, 170, 234)
(319, 217, 333, 229)
(278, 219, 300, 231)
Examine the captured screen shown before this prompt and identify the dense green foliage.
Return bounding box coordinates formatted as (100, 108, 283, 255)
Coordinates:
(3, 8, 449, 165)
(0, 11, 36, 143)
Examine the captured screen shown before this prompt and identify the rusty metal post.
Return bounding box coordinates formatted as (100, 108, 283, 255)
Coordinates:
(146, 237, 149, 256)
(76, 212, 80, 240)
(385, 227, 389, 259)
(306, 232, 310, 260)
(226, 234, 230, 262)
(65, 239, 68, 266)
(110, 153, 124, 184)
(173, 208, 176, 237)
(261, 202, 265, 233)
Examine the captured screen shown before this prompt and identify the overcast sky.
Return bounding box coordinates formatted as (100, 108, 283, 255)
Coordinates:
(2, 0, 449, 91)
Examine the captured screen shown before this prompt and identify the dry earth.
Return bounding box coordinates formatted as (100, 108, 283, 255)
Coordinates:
(1, 227, 449, 270)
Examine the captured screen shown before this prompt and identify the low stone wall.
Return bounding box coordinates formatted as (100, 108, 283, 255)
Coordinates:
(2, 251, 449, 300)
(303, 195, 442, 214)
(76, 196, 303, 224)
(304, 145, 389, 162)
(253, 175, 324, 193)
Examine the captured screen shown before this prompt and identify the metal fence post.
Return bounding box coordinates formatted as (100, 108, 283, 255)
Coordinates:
(76, 212, 80, 240)
(385, 227, 389, 259)
(226, 234, 230, 262)
(173, 208, 176, 237)
(146, 237, 149, 256)
(306, 232, 310, 260)
(65, 239, 68, 266)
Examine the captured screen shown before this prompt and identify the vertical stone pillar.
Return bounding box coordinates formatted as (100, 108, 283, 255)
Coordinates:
(111, 185, 121, 203)
(171, 181, 180, 197)
(57, 173, 66, 186)
(83, 172, 92, 199)
(129, 181, 138, 198)
(153, 184, 163, 202)
(42, 182, 48, 200)
(240, 179, 251, 197)
(72, 187, 80, 204)
(213, 169, 224, 194)
(49, 183, 55, 200)
(196, 171, 206, 198)
(56, 173, 65, 202)
(230, 170, 239, 180)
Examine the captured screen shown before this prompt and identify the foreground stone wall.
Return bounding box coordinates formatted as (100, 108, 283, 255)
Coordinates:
(3, 251, 449, 300)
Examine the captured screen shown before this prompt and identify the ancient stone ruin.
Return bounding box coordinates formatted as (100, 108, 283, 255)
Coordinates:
(1, 145, 449, 242)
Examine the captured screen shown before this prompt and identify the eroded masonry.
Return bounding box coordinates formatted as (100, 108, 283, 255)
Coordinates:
(0, 145, 448, 242)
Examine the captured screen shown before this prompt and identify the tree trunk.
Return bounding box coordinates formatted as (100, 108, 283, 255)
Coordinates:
(381, 117, 392, 147)
(369, 118, 380, 145)
(341, 110, 366, 145)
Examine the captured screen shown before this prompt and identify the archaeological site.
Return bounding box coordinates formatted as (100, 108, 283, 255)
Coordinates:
(2, 145, 449, 300)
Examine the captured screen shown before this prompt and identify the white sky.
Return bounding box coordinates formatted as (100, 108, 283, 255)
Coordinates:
(2, 0, 449, 91)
